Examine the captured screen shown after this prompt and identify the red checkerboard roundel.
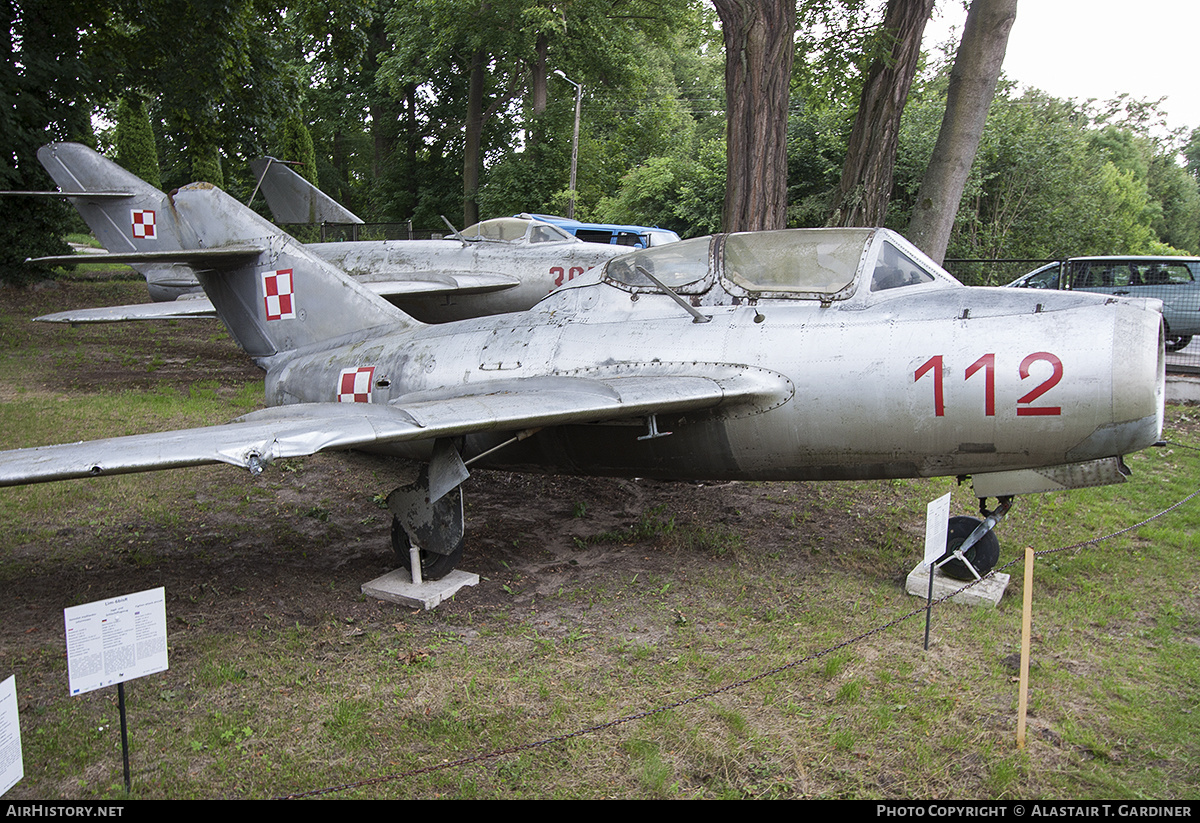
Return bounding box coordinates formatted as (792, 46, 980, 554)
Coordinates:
(262, 269, 296, 321)
(131, 209, 156, 240)
(337, 366, 376, 403)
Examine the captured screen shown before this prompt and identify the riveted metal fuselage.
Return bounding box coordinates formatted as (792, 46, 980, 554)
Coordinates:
(264, 274, 1165, 483)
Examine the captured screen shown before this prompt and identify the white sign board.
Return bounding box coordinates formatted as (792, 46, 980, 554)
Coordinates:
(64, 587, 168, 696)
(923, 492, 952, 567)
(0, 675, 22, 796)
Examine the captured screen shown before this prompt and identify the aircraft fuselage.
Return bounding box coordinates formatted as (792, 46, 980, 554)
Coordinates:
(264, 281, 1164, 484)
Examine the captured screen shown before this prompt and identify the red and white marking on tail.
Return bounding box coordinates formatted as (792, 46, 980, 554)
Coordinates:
(262, 269, 296, 320)
(131, 209, 156, 239)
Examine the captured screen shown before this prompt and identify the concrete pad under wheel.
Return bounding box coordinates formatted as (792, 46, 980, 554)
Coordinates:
(362, 567, 479, 610)
(905, 563, 1010, 608)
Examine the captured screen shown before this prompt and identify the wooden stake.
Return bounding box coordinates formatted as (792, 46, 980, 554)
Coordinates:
(1017, 546, 1034, 749)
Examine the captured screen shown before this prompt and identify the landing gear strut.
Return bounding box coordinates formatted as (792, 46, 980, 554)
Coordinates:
(936, 496, 1012, 581)
(386, 439, 469, 582)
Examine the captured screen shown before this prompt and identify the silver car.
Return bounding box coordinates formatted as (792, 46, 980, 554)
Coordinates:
(1007, 256, 1200, 351)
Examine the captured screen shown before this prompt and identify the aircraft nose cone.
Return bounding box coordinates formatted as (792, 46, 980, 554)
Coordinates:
(1081, 299, 1165, 459)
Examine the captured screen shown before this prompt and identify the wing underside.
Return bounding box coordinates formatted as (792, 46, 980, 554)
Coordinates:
(0, 371, 790, 487)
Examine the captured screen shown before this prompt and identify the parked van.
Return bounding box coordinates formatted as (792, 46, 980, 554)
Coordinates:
(1008, 256, 1200, 351)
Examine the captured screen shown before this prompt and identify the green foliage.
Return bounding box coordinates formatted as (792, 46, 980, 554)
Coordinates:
(189, 142, 225, 188)
(375, 0, 713, 227)
(92, 0, 297, 198)
(787, 102, 853, 227)
(1148, 154, 1200, 253)
(278, 108, 318, 186)
(892, 76, 1200, 278)
(592, 148, 725, 238)
(115, 95, 163, 189)
(0, 0, 101, 284)
(6, 0, 1198, 256)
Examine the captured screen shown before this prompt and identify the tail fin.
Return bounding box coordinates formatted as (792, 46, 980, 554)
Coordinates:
(248, 157, 364, 225)
(170, 182, 416, 359)
(38, 142, 200, 299)
(38, 142, 195, 253)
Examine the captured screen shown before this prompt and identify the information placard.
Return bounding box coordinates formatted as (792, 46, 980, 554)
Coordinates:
(923, 492, 952, 567)
(64, 587, 168, 696)
(0, 675, 22, 796)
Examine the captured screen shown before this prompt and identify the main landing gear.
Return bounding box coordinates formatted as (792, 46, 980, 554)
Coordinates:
(935, 496, 1012, 581)
(383, 429, 544, 583)
(386, 439, 469, 582)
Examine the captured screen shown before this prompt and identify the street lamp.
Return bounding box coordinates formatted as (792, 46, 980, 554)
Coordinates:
(553, 69, 582, 220)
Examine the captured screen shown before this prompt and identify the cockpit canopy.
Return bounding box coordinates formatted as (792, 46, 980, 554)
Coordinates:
(602, 228, 945, 301)
(459, 216, 575, 245)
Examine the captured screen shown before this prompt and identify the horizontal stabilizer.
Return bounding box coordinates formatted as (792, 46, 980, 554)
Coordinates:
(28, 246, 264, 267)
(0, 371, 788, 487)
(0, 190, 133, 200)
(31, 274, 521, 324)
(34, 298, 217, 323)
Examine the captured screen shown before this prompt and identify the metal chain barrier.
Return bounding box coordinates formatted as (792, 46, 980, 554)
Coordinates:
(278, 470, 1200, 799)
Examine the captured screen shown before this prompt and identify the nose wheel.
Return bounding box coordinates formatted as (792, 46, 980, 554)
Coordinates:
(938, 516, 1000, 580)
(935, 496, 1011, 581)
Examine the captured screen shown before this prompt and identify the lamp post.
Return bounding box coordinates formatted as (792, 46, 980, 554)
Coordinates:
(553, 69, 582, 220)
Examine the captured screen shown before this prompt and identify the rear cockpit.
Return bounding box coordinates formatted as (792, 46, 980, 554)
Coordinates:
(459, 216, 576, 246)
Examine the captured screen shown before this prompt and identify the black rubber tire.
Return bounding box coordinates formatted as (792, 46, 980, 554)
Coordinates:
(1165, 334, 1192, 352)
(937, 515, 1000, 581)
(391, 517, 465, 580)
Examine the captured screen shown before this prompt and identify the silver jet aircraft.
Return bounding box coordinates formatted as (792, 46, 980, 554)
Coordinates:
(0, 182, 1165, 581)
(28, 143, 624, 323)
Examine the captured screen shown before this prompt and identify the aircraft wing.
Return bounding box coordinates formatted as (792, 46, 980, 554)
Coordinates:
(363, 273, 520, 297)
(0, 371, 789, 487)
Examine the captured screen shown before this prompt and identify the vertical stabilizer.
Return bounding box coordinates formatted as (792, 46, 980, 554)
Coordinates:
(38, 142, 200, 299)
(37, 143, 195, 254)
(170, 183, 416, 359)
(249, 158, 364, 225)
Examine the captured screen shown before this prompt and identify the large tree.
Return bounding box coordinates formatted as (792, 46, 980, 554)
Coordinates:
(95, 0, 295, 194)
(711, 0, 795, 232)
(0, 0, 101, 283)
(828, 0, 934, 227)
(906, 0, 1017, 264)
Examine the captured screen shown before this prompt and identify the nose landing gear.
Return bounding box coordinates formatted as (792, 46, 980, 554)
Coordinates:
(936, 496, 1012, 581)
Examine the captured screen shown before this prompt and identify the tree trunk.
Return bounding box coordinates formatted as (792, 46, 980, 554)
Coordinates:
(829, 0, 935, 227)
(531, 33, 548, 117)
(463, 46, 486, 227)
(713, 0, 795, 232)
(907, 0, 1018, 264)
(368, 21, 398, 186)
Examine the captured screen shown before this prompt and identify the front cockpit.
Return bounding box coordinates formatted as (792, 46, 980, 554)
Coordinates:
(595, 228, 955, 308)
